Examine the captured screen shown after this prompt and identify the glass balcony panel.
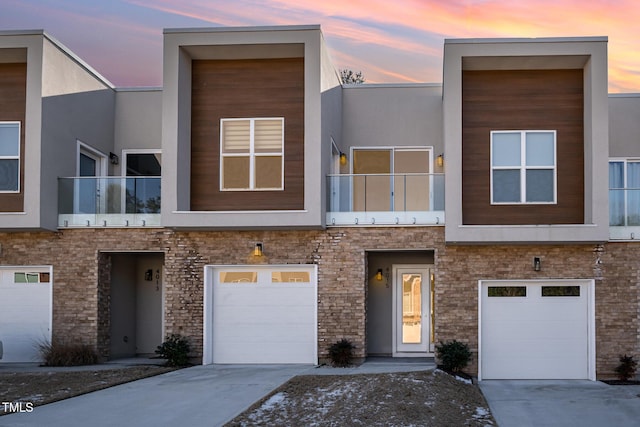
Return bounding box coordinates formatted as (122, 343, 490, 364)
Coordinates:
(326, 173, 444, 225)
(58, 177, 160, 227)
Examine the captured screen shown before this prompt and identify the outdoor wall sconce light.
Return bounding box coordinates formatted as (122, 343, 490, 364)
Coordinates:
(254, 243, 264, 257)
(533, 257, 541, 272)
(376, 269, 384, 281)
(340, 152, 347, 165)
(436, 154, 444, 168)
(109, 152, 119, 165)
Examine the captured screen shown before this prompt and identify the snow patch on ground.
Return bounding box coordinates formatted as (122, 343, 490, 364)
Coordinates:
(247, 392, 289, 421)
(455, 375, 473, 384)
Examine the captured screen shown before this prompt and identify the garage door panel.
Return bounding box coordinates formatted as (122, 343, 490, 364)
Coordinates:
(481, 281, 591, 380)
(210, 266, 317, 364)
(214, 306, 315, 325)
(0, 271, 51, 363)
(216, 285, 314, 305)
(213, 316, 315, 335)
(214, 341, 315, 364)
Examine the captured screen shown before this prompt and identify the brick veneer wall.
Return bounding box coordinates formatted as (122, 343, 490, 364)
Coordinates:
(0, 228, 638, 378)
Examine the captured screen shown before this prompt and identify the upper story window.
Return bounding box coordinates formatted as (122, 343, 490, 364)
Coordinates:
(609, 159, 640, 226)
(0, 121, 20, 192)
(491, 131, 556, 204)
(220, 118, 284, 191)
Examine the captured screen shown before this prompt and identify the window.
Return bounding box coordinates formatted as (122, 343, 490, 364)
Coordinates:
(219, 271, 257, 283)
(220, 118, 284, 191)
(542, 286, 580, 297)
(491, 131, 556, 204)
(271, 271, 311, 283)
(14, 272, 50, 284)
(609, 159, 640, 226)
(487, 286, 527, 297)
(123, 151, 162, 214)
(0, 122, 20, 192)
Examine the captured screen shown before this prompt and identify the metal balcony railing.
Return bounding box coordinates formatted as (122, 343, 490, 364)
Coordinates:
(58, 176, 160, 227)
(326, 173, 445, 226)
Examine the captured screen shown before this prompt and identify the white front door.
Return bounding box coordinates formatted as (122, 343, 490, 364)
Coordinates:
(393, 265, 431, 355)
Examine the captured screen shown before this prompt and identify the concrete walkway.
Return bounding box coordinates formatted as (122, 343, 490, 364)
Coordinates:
(480, 380, 640, 427)
(0, 360, 436, 427)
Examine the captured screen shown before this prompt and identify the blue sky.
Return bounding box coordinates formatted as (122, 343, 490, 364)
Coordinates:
(2, 0, 639, 91)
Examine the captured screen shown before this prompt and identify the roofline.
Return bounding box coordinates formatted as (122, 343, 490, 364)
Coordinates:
(609, 93, 640, 98)
(445, 36, 608, 44)
(0, 29, 115, 89)
(342, 83, 442, 89)
(0, 29, 46, 36)
(164, 25, 321, 35)
(115, 86, 163, 92)
(42, 31, 115, 89)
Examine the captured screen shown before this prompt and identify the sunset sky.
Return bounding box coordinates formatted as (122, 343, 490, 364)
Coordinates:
(2, 0, 639, 92)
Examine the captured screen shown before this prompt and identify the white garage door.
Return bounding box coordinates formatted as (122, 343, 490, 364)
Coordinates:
(480, 280, 594, 380)
(0, 267, 52, 363)
(203, 265, 317, 364)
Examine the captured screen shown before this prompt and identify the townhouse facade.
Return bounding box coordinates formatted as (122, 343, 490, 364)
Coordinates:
(0, 25, 639, 380)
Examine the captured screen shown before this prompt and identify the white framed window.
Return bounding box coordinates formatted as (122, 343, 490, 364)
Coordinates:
(491, 130, 556, 204)
(220, 118, 284, 191)
(0, 121, 20, 192)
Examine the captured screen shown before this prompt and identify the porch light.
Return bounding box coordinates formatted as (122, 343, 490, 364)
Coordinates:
(436, 154, 444, 168)
(533, 257, 541, 271)
(254, 243, 264, 257)
(340, 152, 347, 165)
(376, 269, 383, 281)
(109, 152, 119, 165)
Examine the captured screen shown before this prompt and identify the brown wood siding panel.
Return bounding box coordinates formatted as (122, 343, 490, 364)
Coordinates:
(462, 69, 584, 225)
(0, 63, 26, 212)
(190, 58, 304, 211)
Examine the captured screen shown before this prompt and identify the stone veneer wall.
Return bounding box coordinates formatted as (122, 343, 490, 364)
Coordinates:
(0, 228, 638, 377)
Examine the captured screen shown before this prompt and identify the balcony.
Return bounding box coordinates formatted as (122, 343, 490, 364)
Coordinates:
(58, 177, 161, 228)
(609, 187, 640, 240)
(326, 173, 445, 226)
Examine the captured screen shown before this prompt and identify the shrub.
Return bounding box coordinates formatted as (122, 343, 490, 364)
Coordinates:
(328, 338, 355, 367)
(615, 354, 637, 381)
(435, 340, 472, 373)
(156, 334, 191, 367)
(37, 339, 99, 366)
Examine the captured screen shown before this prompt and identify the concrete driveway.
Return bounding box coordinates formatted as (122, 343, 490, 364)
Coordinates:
(480, 380, 640, 427)
(0, 364, 312, 427)
(1, 359, 434, 427)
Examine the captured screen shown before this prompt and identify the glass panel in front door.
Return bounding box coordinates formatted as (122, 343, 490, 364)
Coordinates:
(402, 273, 422, 344)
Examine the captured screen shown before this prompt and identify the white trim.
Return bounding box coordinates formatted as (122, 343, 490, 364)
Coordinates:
(219, 117, 284, 191)
(120, 149, 163, 214)
(490, 130, 557, 205)
(75, 140, 108, 215)
(0, 121, 21, 194)
(203, 264, 317, 365)
(477, 278, 596, 381)
(349, 146, 434, 212)
(0, 265, 53, 362)
(392, 264, 432, 356)
(172, 209, 308, 214)
(76, 140, 107, 176)
(121, 149, 162, 176)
